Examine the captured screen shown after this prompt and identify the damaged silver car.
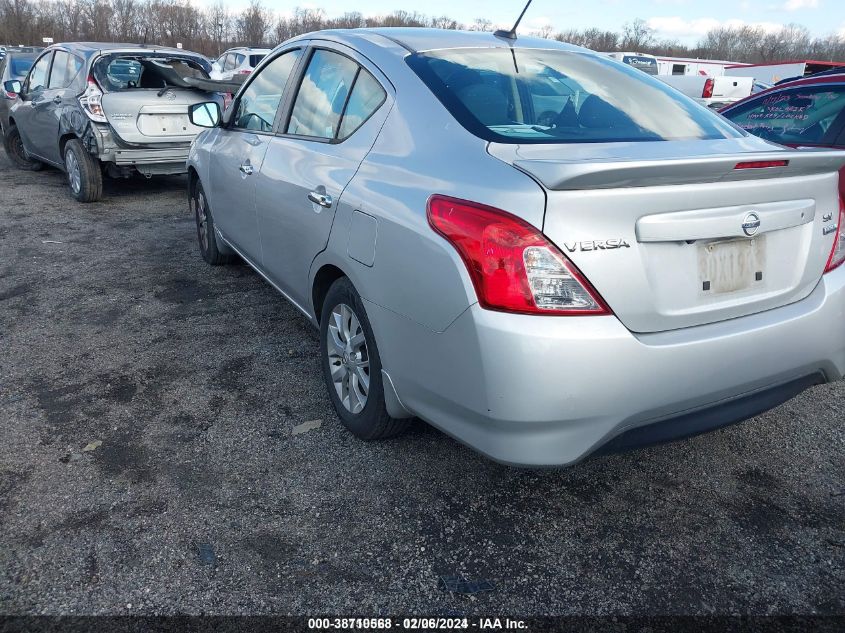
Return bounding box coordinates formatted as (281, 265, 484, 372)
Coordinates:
(2, 43, 225, 202)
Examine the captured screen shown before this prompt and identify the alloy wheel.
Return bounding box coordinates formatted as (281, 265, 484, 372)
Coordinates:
(195, 189, 209, 251)
(66, 151, 81, 195)
(326, 303, 370, 414)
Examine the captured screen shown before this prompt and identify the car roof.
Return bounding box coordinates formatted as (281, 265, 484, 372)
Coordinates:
(292, 27, 587, 55)
(45, 42, 205, 58)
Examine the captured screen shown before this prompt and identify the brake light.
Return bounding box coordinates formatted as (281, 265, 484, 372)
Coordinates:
(702, 78, 714, 99)
(78, 76, 106, 123)
(734, 160, 789, 170)
(427, 195, 611, 315)
(237, 69, 252, 75)
(824, 197, 845, 273)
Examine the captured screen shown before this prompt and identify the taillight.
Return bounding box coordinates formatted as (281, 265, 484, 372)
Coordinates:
(427, 195, 611, 316)
(702, 78, 714, 99)
(824, 197, 845, 273)
(237, 69, 252, 75)
(78, 76, 106, 123)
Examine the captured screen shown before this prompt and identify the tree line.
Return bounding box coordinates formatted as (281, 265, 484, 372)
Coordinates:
(1, 0, 843, 64)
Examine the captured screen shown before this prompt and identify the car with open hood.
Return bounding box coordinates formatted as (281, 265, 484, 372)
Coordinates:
(2, 42, 222, 202)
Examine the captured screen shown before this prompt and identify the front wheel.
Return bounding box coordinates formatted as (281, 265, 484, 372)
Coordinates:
(63, 139, 102, 202)
(319, 277, 411, 440)
(3, 124, 43, 171)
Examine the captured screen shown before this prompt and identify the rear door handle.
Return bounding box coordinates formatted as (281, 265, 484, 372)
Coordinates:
(308, 191, 332, 208)
(239, 163, 254, 176)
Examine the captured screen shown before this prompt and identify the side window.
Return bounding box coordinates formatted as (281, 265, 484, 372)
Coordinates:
(728, 88, 845, 145)
(338, 69, 386, 139)
(26, 53, 51, 93)
(48, 52, 83, 89)
(234, 49, 302, 132)
(223, 54, 236, 71)
(234, 54, 245, 68)
(287, 50, 358, 139)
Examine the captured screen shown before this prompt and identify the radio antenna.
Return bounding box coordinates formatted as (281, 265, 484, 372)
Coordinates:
(494, 0, 534, 41)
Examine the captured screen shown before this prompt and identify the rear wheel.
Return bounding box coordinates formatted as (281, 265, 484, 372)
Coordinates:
(319, 277, 411, 440)
(63, 139, 102, 203)
(192, 179, 236, 265)
(3, 124, 43, 171)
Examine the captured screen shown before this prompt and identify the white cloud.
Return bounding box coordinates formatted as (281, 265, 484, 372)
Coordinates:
(781, 0, 818, 10)
(647, 16, 785, 38)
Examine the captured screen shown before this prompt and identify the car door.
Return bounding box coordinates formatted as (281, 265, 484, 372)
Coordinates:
(36, 50, 84, 164)
(255, 44, 392, 309)
(13, 51, 52, 158)
(207, 46, 305, 261)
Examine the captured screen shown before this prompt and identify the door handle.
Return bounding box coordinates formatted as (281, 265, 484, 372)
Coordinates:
(239, 163, 254, 176)
(308, 191, 332, 208)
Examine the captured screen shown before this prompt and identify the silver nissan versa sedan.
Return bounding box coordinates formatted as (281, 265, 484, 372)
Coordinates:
(185, 29, 845, 467)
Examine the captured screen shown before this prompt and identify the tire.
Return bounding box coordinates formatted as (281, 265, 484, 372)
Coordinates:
(319, 277, 411, 440)
(63, 139, 102, 203)
(191, 179, 236, 265)
(3, 124, 43, 171)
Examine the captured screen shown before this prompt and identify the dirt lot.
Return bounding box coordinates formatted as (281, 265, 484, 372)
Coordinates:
(0, 152, 843, 616)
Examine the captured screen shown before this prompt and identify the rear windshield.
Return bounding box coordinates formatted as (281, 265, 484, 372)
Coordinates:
(623, 55, 658, 75)
(248, 54, 266, 68)
(94, 55, 209, 91)
(10, 57, 35, 77)
(407, 48, 742, 144)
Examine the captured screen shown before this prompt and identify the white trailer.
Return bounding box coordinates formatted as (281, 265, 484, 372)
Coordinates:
(725, 60, 845, 84)
(655, 56, 749, 77)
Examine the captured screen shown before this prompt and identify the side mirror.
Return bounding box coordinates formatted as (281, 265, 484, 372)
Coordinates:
(3, 79, 22, 95)
(189, 101, 221, 128)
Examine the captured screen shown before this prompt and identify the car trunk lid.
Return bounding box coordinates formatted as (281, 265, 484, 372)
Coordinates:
(490, 138, 845, 333)
(101, 89, 212, 145)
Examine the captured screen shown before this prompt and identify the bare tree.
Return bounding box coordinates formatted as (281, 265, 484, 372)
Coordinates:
(235, 0, 271, 47)
(621, 18, 654, 51)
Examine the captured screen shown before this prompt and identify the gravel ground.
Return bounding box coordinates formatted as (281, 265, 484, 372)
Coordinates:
(0, 152, 843, 617)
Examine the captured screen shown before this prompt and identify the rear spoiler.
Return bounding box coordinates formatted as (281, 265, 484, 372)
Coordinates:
(514, 150, 845, 191)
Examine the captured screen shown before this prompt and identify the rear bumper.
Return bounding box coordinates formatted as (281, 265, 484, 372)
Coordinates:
(91, 123, 190, 171)
(368, 265, 845, 467)
(111, 147, 190, 167)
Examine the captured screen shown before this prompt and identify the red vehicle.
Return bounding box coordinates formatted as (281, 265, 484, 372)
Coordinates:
(720, 72, 845, 198)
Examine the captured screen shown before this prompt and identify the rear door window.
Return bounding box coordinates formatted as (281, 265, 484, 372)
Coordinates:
(234, 49, 302, 132)
(726, 87, 845, 145)
(223, 54, 237, 71)
(248, 54, 266, 68)
(48, 51, 83, 88)
(26, 53, 51, 93)
(286, 49, 359, 140)
(337, 69, 386, 140)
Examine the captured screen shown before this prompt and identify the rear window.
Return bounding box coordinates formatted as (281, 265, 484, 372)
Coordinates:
(724, 87, 845, 145)
(623, 55, 658, 75)
(407, 48, 741, 144)
(94, 55, 209, 91)
(10, 57, 34, 78)
(248, 54, 266, 68)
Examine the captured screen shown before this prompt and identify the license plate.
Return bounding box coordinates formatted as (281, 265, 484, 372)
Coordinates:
(698, 236, 766, 295)
(138, 114, 190, 136)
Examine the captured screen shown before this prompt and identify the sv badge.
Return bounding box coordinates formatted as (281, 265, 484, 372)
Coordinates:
(563, 239, 631, 253)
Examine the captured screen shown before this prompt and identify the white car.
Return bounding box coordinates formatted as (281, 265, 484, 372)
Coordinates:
(210, 48, 271, 81)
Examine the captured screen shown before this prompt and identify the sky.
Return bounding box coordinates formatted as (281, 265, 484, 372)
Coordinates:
(241, 0, 845, 44)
